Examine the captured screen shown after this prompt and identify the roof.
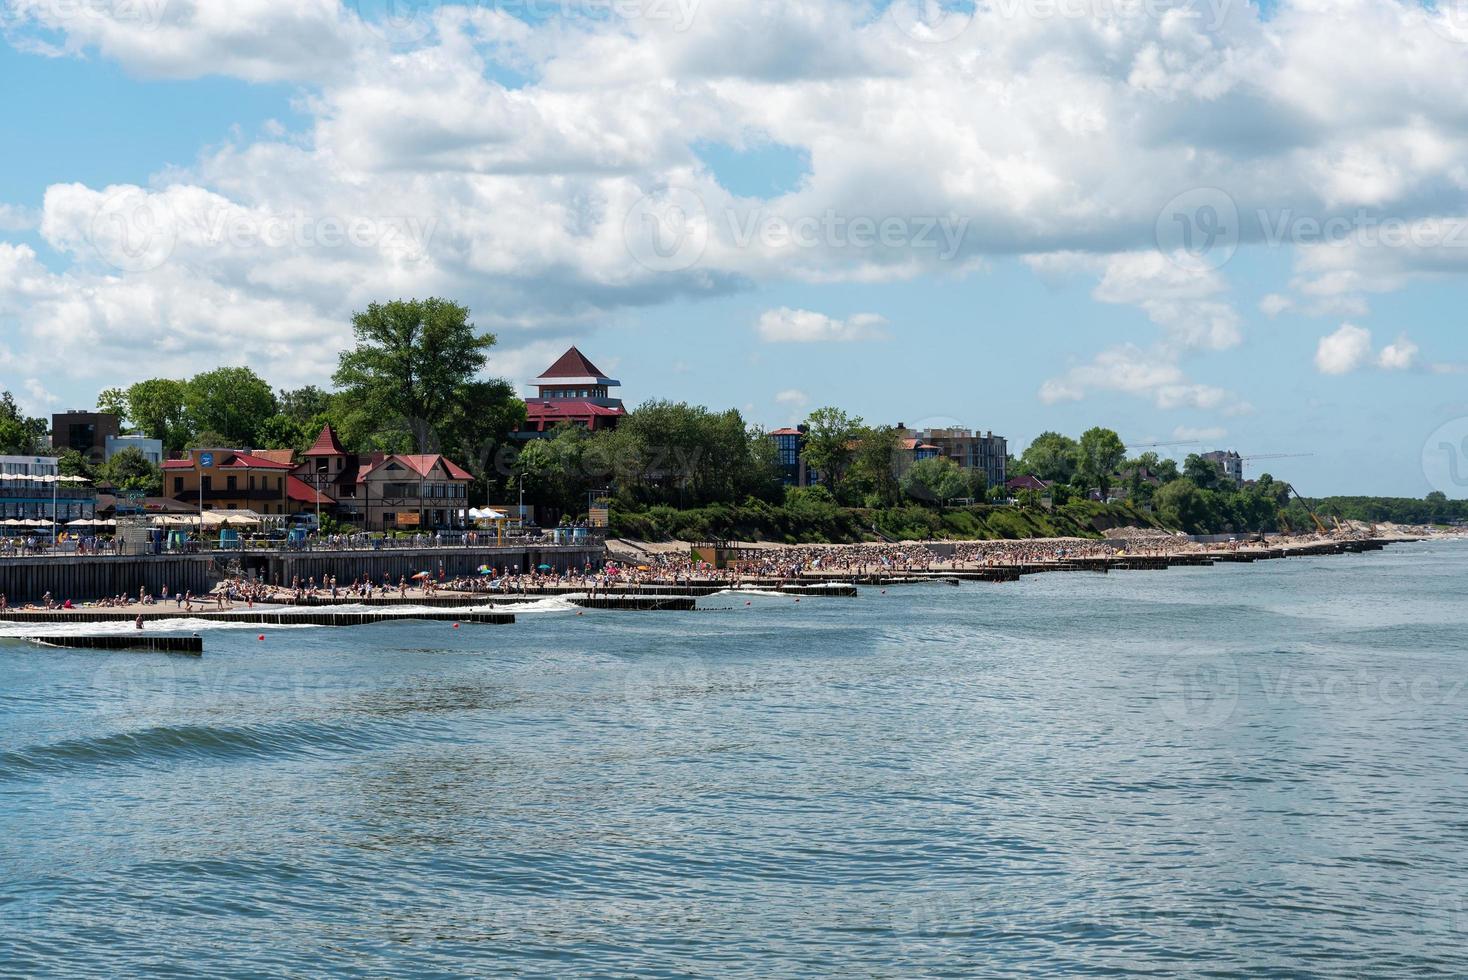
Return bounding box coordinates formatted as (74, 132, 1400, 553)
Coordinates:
(534, 347, 618, 385)
(252, 449, 297, 466)
(163, 451, 293, 470)
(356, 453, 474, 483)
(769, 428, 803, 437)
(303, 424, 347, 457)
(286, 475, 336, 505)
(525, 400, 627, 420)
(1005, 474, 1052, 491)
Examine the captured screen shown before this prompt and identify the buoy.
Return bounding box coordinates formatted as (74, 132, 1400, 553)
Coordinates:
(453, 623, 460, 628)
(794, 598, 800, 603)
(746, 601, 752, 606)
(257, 634, 265, 641)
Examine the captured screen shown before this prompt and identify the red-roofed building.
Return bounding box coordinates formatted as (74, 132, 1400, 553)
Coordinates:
(164, 448, 294, 515)
(520, 347, 626, 435)
(292, 425, 473, 530)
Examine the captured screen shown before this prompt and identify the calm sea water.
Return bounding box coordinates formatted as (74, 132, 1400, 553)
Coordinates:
(3, 542, 1468, 978)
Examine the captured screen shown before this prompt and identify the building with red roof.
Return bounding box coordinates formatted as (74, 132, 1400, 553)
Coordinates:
(292, 424, 473, 530)
(520, 347, 626, 435)
(163, 448, 295, 515)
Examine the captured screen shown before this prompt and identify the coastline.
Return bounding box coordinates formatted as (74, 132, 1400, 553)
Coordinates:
(0, 529, 1446, 624)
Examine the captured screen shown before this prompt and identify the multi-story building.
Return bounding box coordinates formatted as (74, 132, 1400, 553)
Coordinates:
(520, 347, 627, 436)
(769, 427, 810, 486)
(104, 434, 164, 466)
(1202, 450, 1244, 486)
(163, 449, 293, 516)
(0, 455, 97, 524)
(291, 425, 473, 530)
(905, 427, 1008, 490)
(51, 410, 120, 464)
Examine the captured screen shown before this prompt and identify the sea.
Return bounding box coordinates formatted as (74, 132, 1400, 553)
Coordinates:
(2, 541, 1467, 978)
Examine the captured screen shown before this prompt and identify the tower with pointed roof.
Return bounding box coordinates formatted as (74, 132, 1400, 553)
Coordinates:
(522, 347, 627, 435)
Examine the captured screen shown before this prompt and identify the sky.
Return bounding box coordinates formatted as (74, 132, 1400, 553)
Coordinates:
(2, 0, 1468, 496)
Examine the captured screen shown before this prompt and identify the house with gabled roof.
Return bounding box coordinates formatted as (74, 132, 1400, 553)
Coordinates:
(291, 424, 473, 530)
(163, 448, 294, 515)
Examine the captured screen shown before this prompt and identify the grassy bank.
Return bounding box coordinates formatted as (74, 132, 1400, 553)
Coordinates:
(610, 499, 1163, 544)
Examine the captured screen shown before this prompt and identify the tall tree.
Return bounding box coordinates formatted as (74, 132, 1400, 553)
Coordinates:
(1183, 453, 1221, 490)
(96, 387, 131, 425)
(0, 392, 46, 455)
(1075, 427, 1126, 499)
(801, 407, 863, 501)
(851, 425, 904, 507)
(125, 378, 190, 449)
(185, 367, 278, 447)
(1018, 431, 1079, 483)
(334, 298, 499, 452)
(902, 455, 971, 507)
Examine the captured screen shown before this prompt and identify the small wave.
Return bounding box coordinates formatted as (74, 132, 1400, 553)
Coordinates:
(0, 617, 321, 640)
(0, 719, 380, 781)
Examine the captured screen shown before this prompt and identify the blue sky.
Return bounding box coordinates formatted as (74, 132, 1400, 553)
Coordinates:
(2, 0, 1467, 496)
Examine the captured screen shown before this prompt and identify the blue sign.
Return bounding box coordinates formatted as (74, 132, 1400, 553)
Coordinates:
(199, 453, 214, 467)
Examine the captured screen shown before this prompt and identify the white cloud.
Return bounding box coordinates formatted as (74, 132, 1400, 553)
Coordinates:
(1314, 323, 1374, 374)
(774, 388, 808, 405)
(0, 204, 36, 232)
(1313, 323, 1420, 375)
(3, 0, 1468, 387)
(1377, 335, 1419, 370)
(756, 308, 887, 343)
(1038, 343, 1238, 412)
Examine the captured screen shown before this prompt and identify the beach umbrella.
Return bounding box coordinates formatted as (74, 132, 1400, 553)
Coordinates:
(477, 565, 493, 574)
(537, 563, 553, 572)
(411, 571, 432, 580)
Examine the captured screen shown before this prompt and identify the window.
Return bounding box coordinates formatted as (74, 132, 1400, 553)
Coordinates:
(173, 477, 183, 493)
(201, 476, 212, 491)
(227, 475, 237, 491)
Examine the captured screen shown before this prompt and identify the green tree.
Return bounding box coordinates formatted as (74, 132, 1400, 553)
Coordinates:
(1182, 453, 1220, 490)
(125, 378, 190, 449)
(100, 447, 162, 496)
(185, 367, 278, 447)
(850, 425, 904, 507)
(902, 455, 972, 507)
(0, 392, 46, 455)
(1018, 431, 1079, 483)
(802, 407, 863, 501)
(96, 387, 131, 425)
(1156, 478, 1209, 532)
(1075, 427, 1126, 499)
(276, 385, 335, 423)
(334, 298, 499, 452)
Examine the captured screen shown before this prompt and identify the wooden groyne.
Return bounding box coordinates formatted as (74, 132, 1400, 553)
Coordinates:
(0, 610, 514, 627)
(25, 635, 204, 655)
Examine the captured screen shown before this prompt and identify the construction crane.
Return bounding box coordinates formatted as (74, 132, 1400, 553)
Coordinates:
(1284, 482, 1331, 535)
(1124, 440, 1200, 451)
(1240, 452, 1313, 475)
